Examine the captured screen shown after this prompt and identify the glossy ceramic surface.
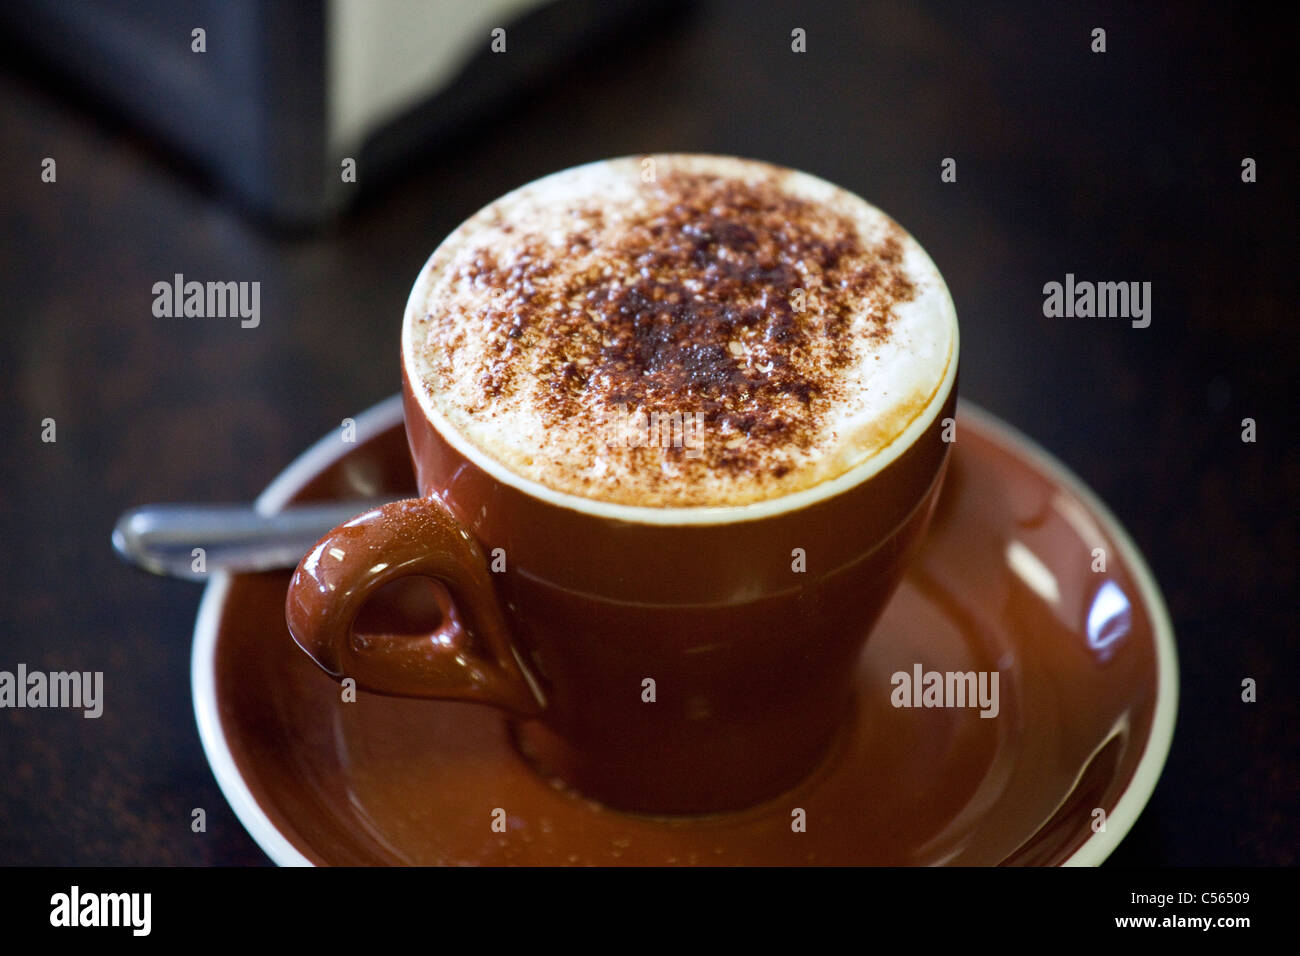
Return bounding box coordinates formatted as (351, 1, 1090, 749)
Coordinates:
(193, 397, 1176, 865)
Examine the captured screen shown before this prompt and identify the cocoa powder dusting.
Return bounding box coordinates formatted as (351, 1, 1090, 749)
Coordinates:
(419, 163, 924, 505)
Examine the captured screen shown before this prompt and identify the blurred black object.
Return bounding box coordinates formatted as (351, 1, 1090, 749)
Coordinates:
(0, 0, 679, 226)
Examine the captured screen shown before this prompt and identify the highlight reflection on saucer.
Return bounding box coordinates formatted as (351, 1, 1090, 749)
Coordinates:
(1087, 580, 1132, 659)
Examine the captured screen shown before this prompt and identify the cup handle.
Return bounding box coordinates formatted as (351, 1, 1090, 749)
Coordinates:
(285, 497, 545, 716)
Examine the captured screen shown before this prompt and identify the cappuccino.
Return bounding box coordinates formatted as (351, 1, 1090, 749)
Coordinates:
(405, 154, 956, 507)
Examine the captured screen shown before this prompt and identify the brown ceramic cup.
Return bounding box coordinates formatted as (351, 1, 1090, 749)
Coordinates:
(286, 172, 959, 815)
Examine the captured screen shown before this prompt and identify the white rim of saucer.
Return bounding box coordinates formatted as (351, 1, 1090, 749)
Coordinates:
(956, 402, 1178, 866)
(191, 393, 404, 868)
(191, 394, 1177, 867)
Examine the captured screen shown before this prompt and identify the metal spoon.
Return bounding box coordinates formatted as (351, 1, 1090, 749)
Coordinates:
(112, 499, 396, 580)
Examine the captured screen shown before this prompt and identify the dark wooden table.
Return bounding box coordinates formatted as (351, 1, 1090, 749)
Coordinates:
(0, 1, 1294, 865)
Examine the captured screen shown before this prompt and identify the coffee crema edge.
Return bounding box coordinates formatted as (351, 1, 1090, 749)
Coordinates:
(402, 154, 958, 521)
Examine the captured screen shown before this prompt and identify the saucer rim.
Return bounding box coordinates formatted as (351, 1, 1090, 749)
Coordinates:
(191, 395, 1178, 867)
(191, 394, 404, 868)
(955, 402, 1178, 866)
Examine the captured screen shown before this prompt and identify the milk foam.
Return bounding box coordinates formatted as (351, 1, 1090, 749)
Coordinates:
(404, 155, 956, 508)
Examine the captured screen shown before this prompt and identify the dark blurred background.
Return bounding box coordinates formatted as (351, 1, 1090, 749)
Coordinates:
(0, 0, 1295, 864)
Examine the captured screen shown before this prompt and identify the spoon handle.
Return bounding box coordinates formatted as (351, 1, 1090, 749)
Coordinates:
(112, 499, 397, 579)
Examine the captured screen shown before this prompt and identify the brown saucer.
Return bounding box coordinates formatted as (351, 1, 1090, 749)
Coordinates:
(192, 397, 1177, 865)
